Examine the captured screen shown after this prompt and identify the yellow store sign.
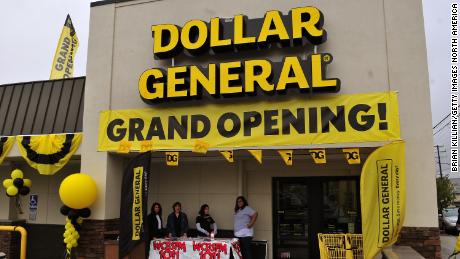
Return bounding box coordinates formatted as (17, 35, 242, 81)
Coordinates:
(98, 91, 401, 152)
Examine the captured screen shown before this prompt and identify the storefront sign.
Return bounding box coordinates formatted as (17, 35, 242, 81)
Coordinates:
(98, 92, 401, 151)
(140, 6, 340, 104)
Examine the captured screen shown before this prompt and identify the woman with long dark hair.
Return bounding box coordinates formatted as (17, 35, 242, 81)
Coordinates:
(147, 202, 165, 239)
(166, 201, 189, 238)
(196, 204, 217, 237)
(234, 196, 258, 259)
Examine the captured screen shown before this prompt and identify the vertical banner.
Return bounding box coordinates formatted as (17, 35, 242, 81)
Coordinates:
(119, 152, 151, 258)
(343, 148, 361, 164)
(309, 149, 326, 164)
(360, 141, 406, 259)
(50, 15, 79, 79)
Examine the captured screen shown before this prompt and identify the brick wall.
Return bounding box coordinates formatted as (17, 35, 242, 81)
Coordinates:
(76, 218, 119, 259)
(397, 227, 441, 259)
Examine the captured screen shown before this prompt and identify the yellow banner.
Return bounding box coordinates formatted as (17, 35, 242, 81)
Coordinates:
(50, 15, 79, 79)
(361, 141, 406, 259)
(248, 150, 262, 164)
(98, 91, 400, 151)
(220, 150, 234, 162)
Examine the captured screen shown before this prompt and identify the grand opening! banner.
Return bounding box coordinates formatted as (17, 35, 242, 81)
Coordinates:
(98, 91, 401, 152)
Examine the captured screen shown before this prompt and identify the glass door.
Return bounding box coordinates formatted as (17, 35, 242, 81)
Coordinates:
(273, 180, 309, 259)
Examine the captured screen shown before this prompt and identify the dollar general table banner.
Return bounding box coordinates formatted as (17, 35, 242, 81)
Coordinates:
(360, 141, 406, 259)
(149, 238, 242, 259)
(98, 91, 401, 151)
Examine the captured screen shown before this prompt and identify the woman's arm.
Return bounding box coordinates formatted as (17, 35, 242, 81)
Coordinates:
(196, 223, 209, 236)
(212, 223, 218, 234)
(247, 212, 258, 228)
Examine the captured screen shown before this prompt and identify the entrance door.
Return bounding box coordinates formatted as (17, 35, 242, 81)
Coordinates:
(273, 177, 360, 259)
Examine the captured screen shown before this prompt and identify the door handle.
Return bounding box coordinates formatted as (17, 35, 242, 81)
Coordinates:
(277, 210, 285, 214)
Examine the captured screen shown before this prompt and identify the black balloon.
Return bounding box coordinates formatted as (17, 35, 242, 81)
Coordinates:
(75, 224, 82, 231)
(13, 178, 24, 188)
(19, 186, 29, 195)
(60, 205, 70, 216)
(79, 208, 91, 218)
(68, 209, 79, 220)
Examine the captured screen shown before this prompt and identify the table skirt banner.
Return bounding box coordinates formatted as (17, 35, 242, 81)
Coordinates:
(149, 238, 242, 259)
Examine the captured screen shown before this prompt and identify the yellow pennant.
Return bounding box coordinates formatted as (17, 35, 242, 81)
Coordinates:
(248, 150, 262, 164)
(343, 148, 361, 164)
(309, 149, 326, 164)
(192, 140, 209, 154)
(50, 15, 79, 79)
(165, 152, 179, 166)
(278, 150, 293, 165)
(140, 140, 153, 152)
(220, 150, 234, 162)
(117, 140, 132, 153)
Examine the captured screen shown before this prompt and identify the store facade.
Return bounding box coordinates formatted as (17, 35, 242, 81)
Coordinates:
(0, 0, 440, 258)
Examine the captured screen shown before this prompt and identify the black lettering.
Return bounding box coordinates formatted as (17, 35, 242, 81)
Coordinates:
(128, 118, 145, 141)
(321, 106, 345, 132)
(168, 116, 188, 139)
(244, 111, 262, 136)
(348, 104, 374, 131)
(107, 119, 126, 142)
(191, 114, 211, 138)
(146, 117, 166, 140)
(308, 107, 317, 133)
(217, 113, 241, 138)
(282, 108, 305, 134)
(264, 110, 279, 135)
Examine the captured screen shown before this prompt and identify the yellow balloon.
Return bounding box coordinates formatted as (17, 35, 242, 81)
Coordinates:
(59, 173, 97, 209)
(11, 169, 23, 179)
(6, 186, 18, 196)
(23, 179, 32, 188)
(66, 243, 72, 249)
(2, 179, 13, 189)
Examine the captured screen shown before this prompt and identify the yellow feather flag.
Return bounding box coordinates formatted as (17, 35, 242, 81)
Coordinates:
(309, 149, 326, 164)
(361, 141, 406, 259)
(248, 150, 262, 164)
(192, 140, 209, 154)
(278, 150, 293, 165)
(220, 150, 234, 163)
(50, 15, 79, 79)
(343, 148, 361, 164)
(165, 152, 179, 166)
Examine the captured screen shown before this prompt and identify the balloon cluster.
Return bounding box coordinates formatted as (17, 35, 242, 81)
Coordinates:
(60, 205, 91, 249)
(58, 173, 97, 254)
(2, 169, 32, 197)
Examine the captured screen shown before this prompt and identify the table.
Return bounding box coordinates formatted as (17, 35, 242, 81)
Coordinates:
(149, 238, 242, 259)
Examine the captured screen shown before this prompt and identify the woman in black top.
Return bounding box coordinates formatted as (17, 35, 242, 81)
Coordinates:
(166, 202, 189, 238)
(147, 202, 165, 240)
(196, 204, 217, 237)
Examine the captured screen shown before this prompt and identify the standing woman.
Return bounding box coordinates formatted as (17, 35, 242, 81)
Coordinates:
(196, 204, 218, 237)
(147, 202, 165, 240)
(234, 196, 258, 259)
(167, 202, 189, 238)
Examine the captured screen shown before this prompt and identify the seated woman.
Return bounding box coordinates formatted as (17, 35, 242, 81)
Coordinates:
(147, 202, 165, 239)
(196, 204, 217, 237)
(166, 202, 189, 238)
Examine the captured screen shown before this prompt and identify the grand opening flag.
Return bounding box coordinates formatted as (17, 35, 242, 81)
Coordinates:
(50, 15, 79, 79)
(360, 141, 406, 258)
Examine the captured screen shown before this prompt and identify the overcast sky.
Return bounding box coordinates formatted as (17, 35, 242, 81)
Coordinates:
(0, 0, 453, 174)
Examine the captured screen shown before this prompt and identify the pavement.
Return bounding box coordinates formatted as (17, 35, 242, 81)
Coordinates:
(441, 233, 457, 259)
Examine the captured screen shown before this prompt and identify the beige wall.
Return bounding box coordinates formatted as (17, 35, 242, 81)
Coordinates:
(0, 160, 80, 224)
(84, 0, 437, 232)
